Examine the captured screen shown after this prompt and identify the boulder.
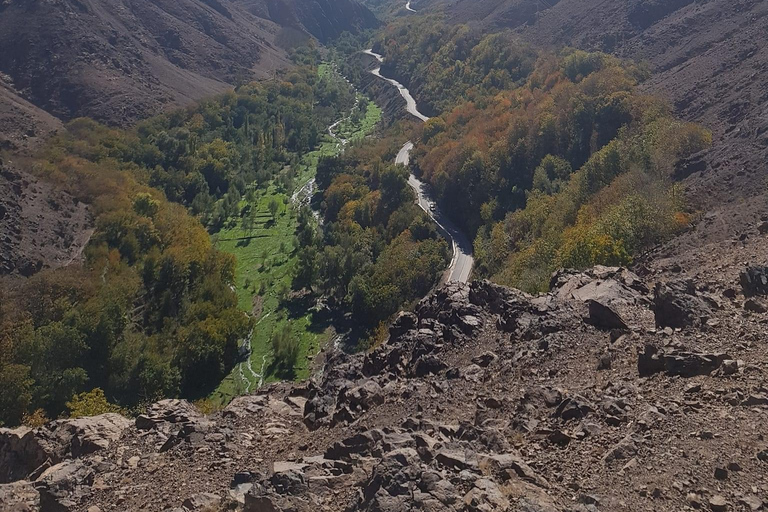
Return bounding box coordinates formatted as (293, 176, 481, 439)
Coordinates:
(653, 280, 710, 328)
(638, 345, 730, 377)
(182, 492, 221, 511)
(0, 427, 47, 484)
(136, 400, 206, 431)
(0, 414, 129, 484)
(472, 352, 498, 368)
(56, 414, 130, 458)
(585, 299, 629, 330)
(740, 266, 768, 296)
(389, 311, 418, 338)
(36, 460, 94, 511)
(244, 494, 280, 512)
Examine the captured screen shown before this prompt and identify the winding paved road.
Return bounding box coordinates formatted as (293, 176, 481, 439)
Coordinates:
(364, 49, 474, 283)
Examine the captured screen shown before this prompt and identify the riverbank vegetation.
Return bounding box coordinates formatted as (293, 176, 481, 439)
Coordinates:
(0, 62, 361, 426)
(296, 136, 449, 332)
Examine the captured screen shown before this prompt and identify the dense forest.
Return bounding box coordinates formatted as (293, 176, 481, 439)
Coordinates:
(296, 137, 449, 331)
(0, 17, 712, 427)
(374, 19, 710, 291)
(0, 63, 356, 426)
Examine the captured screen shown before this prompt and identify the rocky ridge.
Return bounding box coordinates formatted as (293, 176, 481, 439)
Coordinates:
(2, 261, 768, 511)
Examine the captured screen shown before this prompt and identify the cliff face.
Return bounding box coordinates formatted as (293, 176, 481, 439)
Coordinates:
(2, 262, 768, 511)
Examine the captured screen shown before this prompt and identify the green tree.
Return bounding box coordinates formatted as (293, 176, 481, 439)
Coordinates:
(268, 198, 280, 221)
(66, 388, 123, 418)
(271, 324, 299, 369)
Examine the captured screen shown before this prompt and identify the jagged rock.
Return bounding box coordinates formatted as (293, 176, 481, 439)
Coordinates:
(744, 298, 767, 313)
(738, 494, 764, 511)
(555, 397, 594, 421)
(436, 450, 479, 471)
(56, 414, 130, 458)
(244, 493, 280, 512)
(389, 311, 418, 337)
(638, 345, 730, 377)
(411, 355, 447, 377)
(653, 280, 711, 327)
(478, 453, 549, 488)
(602, 435, 640, 463)
(0, 427, 48, 484)
(464, 478, 510, 510)
(472, 351, 498, 367)
(585, 299, 629, 329)
(743, 393, 768, 406)
(36, 460, 94, 511)
(136, 400, 207, 431)
(182, 492, 221, 510)
(709, 495, 729, 512)
(342, 380, 385, 413)
(270, 469, 307, 495)
(0, 414, 129, 484)
(740, 266, 768, 296)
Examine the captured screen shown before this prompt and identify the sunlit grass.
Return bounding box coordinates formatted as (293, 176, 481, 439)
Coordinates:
(209, 68, 382, 405)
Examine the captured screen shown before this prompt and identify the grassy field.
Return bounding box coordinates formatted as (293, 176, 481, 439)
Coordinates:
(209, 69, 381, 405)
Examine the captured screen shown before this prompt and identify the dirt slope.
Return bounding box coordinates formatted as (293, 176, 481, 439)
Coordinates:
(0, 163, 92, 277)
(0, 0, 378, 128)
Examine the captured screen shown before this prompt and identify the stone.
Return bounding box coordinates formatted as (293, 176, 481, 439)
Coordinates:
(478, 453, 549, 488)
(744, 298, 768, 313)
(435, 450, 479, 471)
(182, 492, 221, 511)
(555, 397, 594, 421)
(244, 494, 280, 512)
(585, 299, 629, 330)
(638, 345, 730, 378)
(36, 460, 94, 511)
(653, 280, 710, 328)
(271, 468, 307, 495)
(472, 351, 498, 368)
(389, 311, 418, 338)
(709, 495, 729, 512)
(720, 359, 739, 375)
(0, 413, 130, 484)
(737, 494, 763, 511)
(742, 393, 768, 406)
(740, 266, 768, 296)
(714, 467, 728, 480)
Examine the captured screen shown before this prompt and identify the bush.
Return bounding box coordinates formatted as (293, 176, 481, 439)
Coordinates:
(271, 324, 299, 369)
(66, 388, 123, 418)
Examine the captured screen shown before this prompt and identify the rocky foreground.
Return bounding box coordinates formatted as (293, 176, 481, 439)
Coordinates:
(2, 266, 768, 511)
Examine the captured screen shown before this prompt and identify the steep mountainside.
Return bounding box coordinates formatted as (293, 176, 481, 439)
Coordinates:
(0, 0, 378, 127)
(515, 0, 768, 277)
(237, 0, 380, 42)
(409, 0, 768, 270)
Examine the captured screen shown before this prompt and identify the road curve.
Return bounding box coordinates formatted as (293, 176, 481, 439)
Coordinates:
(365, 49, 473, 283)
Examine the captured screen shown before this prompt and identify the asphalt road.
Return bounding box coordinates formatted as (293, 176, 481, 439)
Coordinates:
(365, 48, 473, 283)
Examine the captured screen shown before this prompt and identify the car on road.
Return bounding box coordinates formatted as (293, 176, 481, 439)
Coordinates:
(430, 204, 437, 212)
